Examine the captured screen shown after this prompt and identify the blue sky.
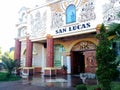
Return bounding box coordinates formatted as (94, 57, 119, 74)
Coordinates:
(0, 0, 45, 52)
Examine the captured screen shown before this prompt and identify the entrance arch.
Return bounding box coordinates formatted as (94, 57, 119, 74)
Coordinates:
(71, 41, 97, 74)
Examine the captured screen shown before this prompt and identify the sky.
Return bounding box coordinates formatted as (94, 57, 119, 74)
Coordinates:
(0, 0, 45, 52)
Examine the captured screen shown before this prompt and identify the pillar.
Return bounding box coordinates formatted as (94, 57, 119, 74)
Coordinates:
(14, 38, 21, 75)
(66, 52, 71, 74)
(46, 34, 54, 67)
(44, 34, 54, 76)
(25, 37, 33, 67)
(14, 38, 21, 60)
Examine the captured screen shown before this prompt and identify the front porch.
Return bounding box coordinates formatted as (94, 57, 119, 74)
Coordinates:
(21, 73, 97, 88)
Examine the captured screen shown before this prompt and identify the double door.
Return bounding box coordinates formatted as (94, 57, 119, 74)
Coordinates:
(71, 50, 96, 74)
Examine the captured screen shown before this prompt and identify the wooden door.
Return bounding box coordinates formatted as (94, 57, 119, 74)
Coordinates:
(83, 51, 97, 73)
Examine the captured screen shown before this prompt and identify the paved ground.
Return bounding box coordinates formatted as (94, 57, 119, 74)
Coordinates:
(0, 80, 75, 90)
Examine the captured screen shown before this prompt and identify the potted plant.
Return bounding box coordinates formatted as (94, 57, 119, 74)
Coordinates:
(61, 65, 67, 75)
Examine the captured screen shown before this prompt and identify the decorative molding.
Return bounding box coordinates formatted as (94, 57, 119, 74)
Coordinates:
(51, 12, 64, 28)
(46, 34, 53, 38)
(72, 41, 96, 51)
(20, 26, 27, 37)
(78, 0, 96, 22)
(18, 7, 28, 23)
(30, 10, 47, 38)
(61, 0, 81, 11)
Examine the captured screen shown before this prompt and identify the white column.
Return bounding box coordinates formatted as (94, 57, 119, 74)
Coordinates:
(66, 55, 71, 74)
(61, 56, 64, 66)
(42, 45, 46, 73)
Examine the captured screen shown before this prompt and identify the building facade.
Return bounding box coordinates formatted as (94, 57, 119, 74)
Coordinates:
(14, 0, 120, 75)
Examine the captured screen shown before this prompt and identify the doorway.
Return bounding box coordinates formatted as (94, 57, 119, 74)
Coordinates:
(71, 51, 85, 74)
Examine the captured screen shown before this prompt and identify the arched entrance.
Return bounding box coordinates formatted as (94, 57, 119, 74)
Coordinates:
(71, 41, 96, 74)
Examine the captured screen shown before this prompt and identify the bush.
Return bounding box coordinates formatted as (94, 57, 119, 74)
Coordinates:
(0, 72, 21, 81)
(0, 72, 7, 81)
(2, 55, 20, 77)
(76, 84, 87, 90)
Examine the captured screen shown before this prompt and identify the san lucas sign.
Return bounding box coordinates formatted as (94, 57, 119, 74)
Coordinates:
(55, 22, 91, 34)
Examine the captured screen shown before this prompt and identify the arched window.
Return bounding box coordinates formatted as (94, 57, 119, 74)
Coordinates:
(66, 4, 76, 24)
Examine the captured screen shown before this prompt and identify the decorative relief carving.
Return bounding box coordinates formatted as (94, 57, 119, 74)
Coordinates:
(72, 41, 96, 51)
(78, 0, 96, 22)
(66, 0, 74, 4)
(34, 11, 42, 32)
(61, 0, 81, 11)
(51, 12, 64, 28)
(30, 10, 47, 37)
(103, 0, 120, 24)
(18, 7, 28, 23)
(51, 3, 61, 11)
(86, 52, 95, 66)
(51, 0, 95, 27)
(84, 51, 97, 73)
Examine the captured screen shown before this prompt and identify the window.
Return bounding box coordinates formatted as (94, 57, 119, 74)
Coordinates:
(54, 44, 66, 67)
(66, 4, 76, 24)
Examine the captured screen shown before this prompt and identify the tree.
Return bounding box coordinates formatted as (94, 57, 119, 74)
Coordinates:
(107, 22, 120, 40)
(107, 13, 120, 66)
(96, 24, 119, 90)
(1, 51, 20, 77)
(0, 47, 2, 61)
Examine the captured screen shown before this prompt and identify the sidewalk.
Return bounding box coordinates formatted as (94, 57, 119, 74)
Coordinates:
(0, 80, 75, 90)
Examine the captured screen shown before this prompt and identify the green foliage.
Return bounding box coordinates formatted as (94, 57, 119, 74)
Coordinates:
(0, 47, 2, 61)
(0, 72, 7, 81)
(107, 23, 120, 35)
(86, 82, 120, 90)
(0, 72, 21, 81)
(107, 23, 120, 41)
(107, 13, 120, 41)
(111, 82, 120, 90)
(96, 24, 119, 90)
(1, 52, 20, 77)
(94, 85, 101, 90)
(76, 84, 87, 90)
(116, 55, 120, 65)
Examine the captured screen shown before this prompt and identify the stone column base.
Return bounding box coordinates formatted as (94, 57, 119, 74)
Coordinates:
(44, 67, 56, 76)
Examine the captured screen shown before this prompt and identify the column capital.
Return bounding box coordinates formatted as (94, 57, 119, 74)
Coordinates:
(96, 24, 102, 30)
(14, 38, 20, 40)
(96, 24, 102, 34)
(26, 35, 30, 39)
(46, 34, 53, 38)
(62, 52, 71, 56)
